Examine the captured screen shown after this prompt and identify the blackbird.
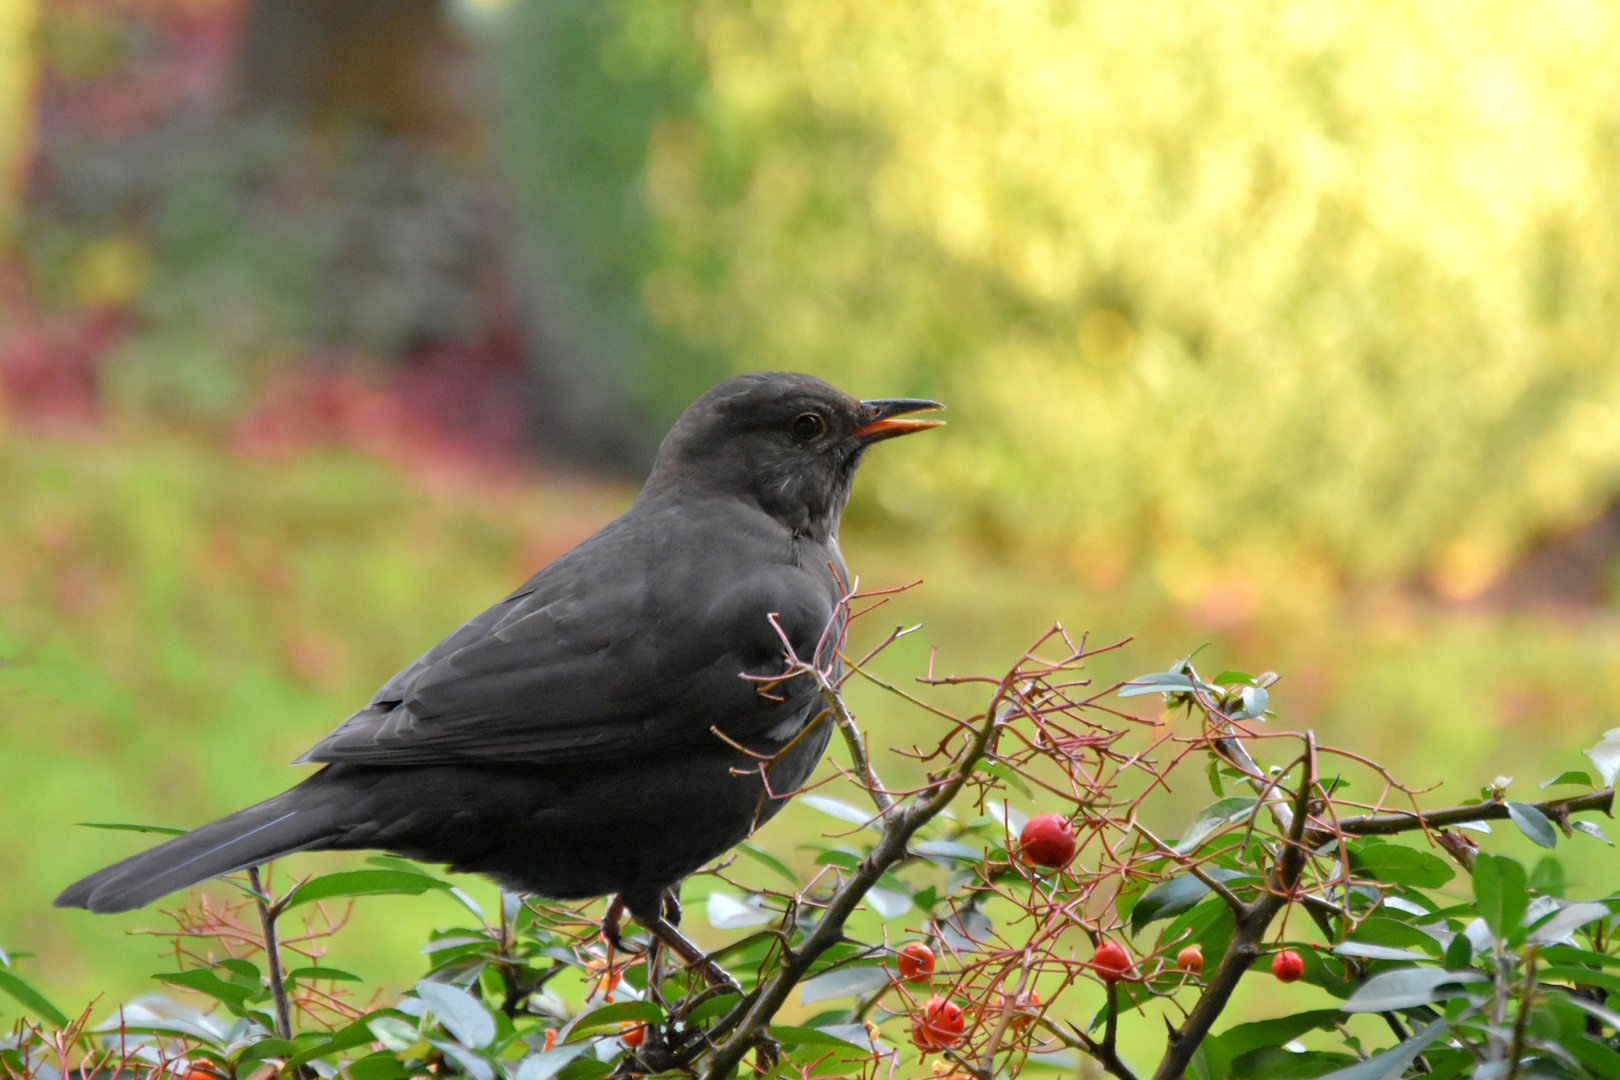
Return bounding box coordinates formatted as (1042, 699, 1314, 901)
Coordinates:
(56, 372, 943, 933)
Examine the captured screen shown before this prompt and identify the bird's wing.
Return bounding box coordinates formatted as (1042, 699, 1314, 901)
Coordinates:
(295, 522, 839, 767)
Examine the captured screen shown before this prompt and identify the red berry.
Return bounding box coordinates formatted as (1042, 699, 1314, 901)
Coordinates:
(1271, 949, 1305, 983)
(1176, 945, 1204, 973)
(910, 997, 966, 1050)
(1091, 940, 1131, 982)
(620, 1022, 646, 1048)
(1019, 814, 1077, 869)
(896, 941, 936, 983)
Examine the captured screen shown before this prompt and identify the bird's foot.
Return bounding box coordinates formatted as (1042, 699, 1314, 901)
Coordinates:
(751, 1031, 782, 1071)
(600, 895, 645, 955)
(661, 889, 682, 925)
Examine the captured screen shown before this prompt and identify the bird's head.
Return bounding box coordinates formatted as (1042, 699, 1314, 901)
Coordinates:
(644, 372, 944, 538)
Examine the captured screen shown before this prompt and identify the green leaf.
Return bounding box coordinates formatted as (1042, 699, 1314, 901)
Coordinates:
(1506, 801, 1558, 848)
(1310, 1019, 1449, 1080)
(1563, 1035, 1620, 1080)
(416, 980, 496, 1049)
(1213, 1009, 1342, 1061)
(155, 969, 257, 1009)
(683, 992, 741, 1025)
(1529, 856, 1565, 897)
(767, 1025, 866, 1050)
(1130, 869, 1249, 933)
(1444, 932, 1471, 969)
(813, 849, 861, 869)
(284, 966, 363, 983)
(348, 1051, 415, 1080)
(569, 1000, 663, 1033)
(281, 869, 452, 910)
(737, 842, 799, 886)
(798, 965, 891, 1004)
(1542, 944, 1620, 968)
(1173, 797, 1257, 854)
(1211, 670, 1255, 686)
(1540, 770, 1594, 790)
(234, 1038, 300, 1067)
(0, 970, 69, 1027)
(1474, 854, 1528, 941)
(1342, 969, 1485, 1012)
(1540, 966, 1620, 997)
(75, 821, 186, 836)
(980, 761, 1033, 797)
(1232, 1048, 1358, 1078)
(1348, 842, 1456, 888)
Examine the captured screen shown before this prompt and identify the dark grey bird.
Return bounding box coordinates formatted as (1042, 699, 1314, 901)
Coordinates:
(56, 372, 942, 940)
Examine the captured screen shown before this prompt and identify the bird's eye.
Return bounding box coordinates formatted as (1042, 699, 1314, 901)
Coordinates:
(791, 412, 827, 441)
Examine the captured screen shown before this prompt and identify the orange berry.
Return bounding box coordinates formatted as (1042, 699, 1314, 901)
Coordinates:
(896, 941, 936, 984)
(1091, 940, 1131, 982)
(910, 997, 966, 1050)
(620, 1022, 646, 1048)
(994, 989, 1042, 1032)
(543, 1028, 558, 1052)
(1176, 945, 1203, 974)
(1271, 949, 1305, 983)
(1018, 814, 1077, 869)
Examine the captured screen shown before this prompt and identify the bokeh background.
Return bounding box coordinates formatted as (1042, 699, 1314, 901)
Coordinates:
(5, 0, 1620, 1056)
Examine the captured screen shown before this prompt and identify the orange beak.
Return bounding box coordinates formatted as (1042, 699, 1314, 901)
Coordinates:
(851, 398, 946, 442)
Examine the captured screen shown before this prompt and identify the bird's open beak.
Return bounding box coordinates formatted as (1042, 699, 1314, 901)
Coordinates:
(851, 398, 946, 442)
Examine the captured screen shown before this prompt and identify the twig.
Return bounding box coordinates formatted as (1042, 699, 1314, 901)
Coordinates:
(1330, 789, 1614, 838)
(1151, 732, 1316, 1080)
(701, 683, 1016, 1079)
(819, 683, 896, 815)
(248, 866, 293, 1042)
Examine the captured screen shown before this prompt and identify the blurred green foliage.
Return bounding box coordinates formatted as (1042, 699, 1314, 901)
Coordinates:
(499, 0, 1620, 584)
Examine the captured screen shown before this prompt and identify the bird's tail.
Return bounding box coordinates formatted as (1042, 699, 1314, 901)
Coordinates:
(55, 784, 342, 914)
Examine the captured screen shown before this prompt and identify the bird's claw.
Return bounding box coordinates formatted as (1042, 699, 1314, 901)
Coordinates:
(752, 1031, 781, 1070)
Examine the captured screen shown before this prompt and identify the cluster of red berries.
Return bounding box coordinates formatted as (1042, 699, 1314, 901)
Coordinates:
(903, 806, 1312, 1057)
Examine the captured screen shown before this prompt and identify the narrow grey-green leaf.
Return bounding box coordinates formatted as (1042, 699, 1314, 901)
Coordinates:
(866, 887, 911, 920)
(1131, 869, 1249, 933)
(706, 893, 775, 929)
(516, 1046, 589, 1080)
(1174, 798, 1258, 854)
(1342, 969, 1485, 1012)
(0, 970, 69, 1027)
(798, 965, 891, 1004)
(1311, 1019, 1448, 1079)
(416, 980, 495, 1049)
(1506, 801, 1558, 848)
(1332, 942, 1431, 962)
(1540, 771, 1594, 790)
(282, 869, 450, 910)
(1576, 820, 1613, 845)
(76, 821, 186, 836)
(1527, 901, 1613, 944)
(800, 796, 878, 830)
